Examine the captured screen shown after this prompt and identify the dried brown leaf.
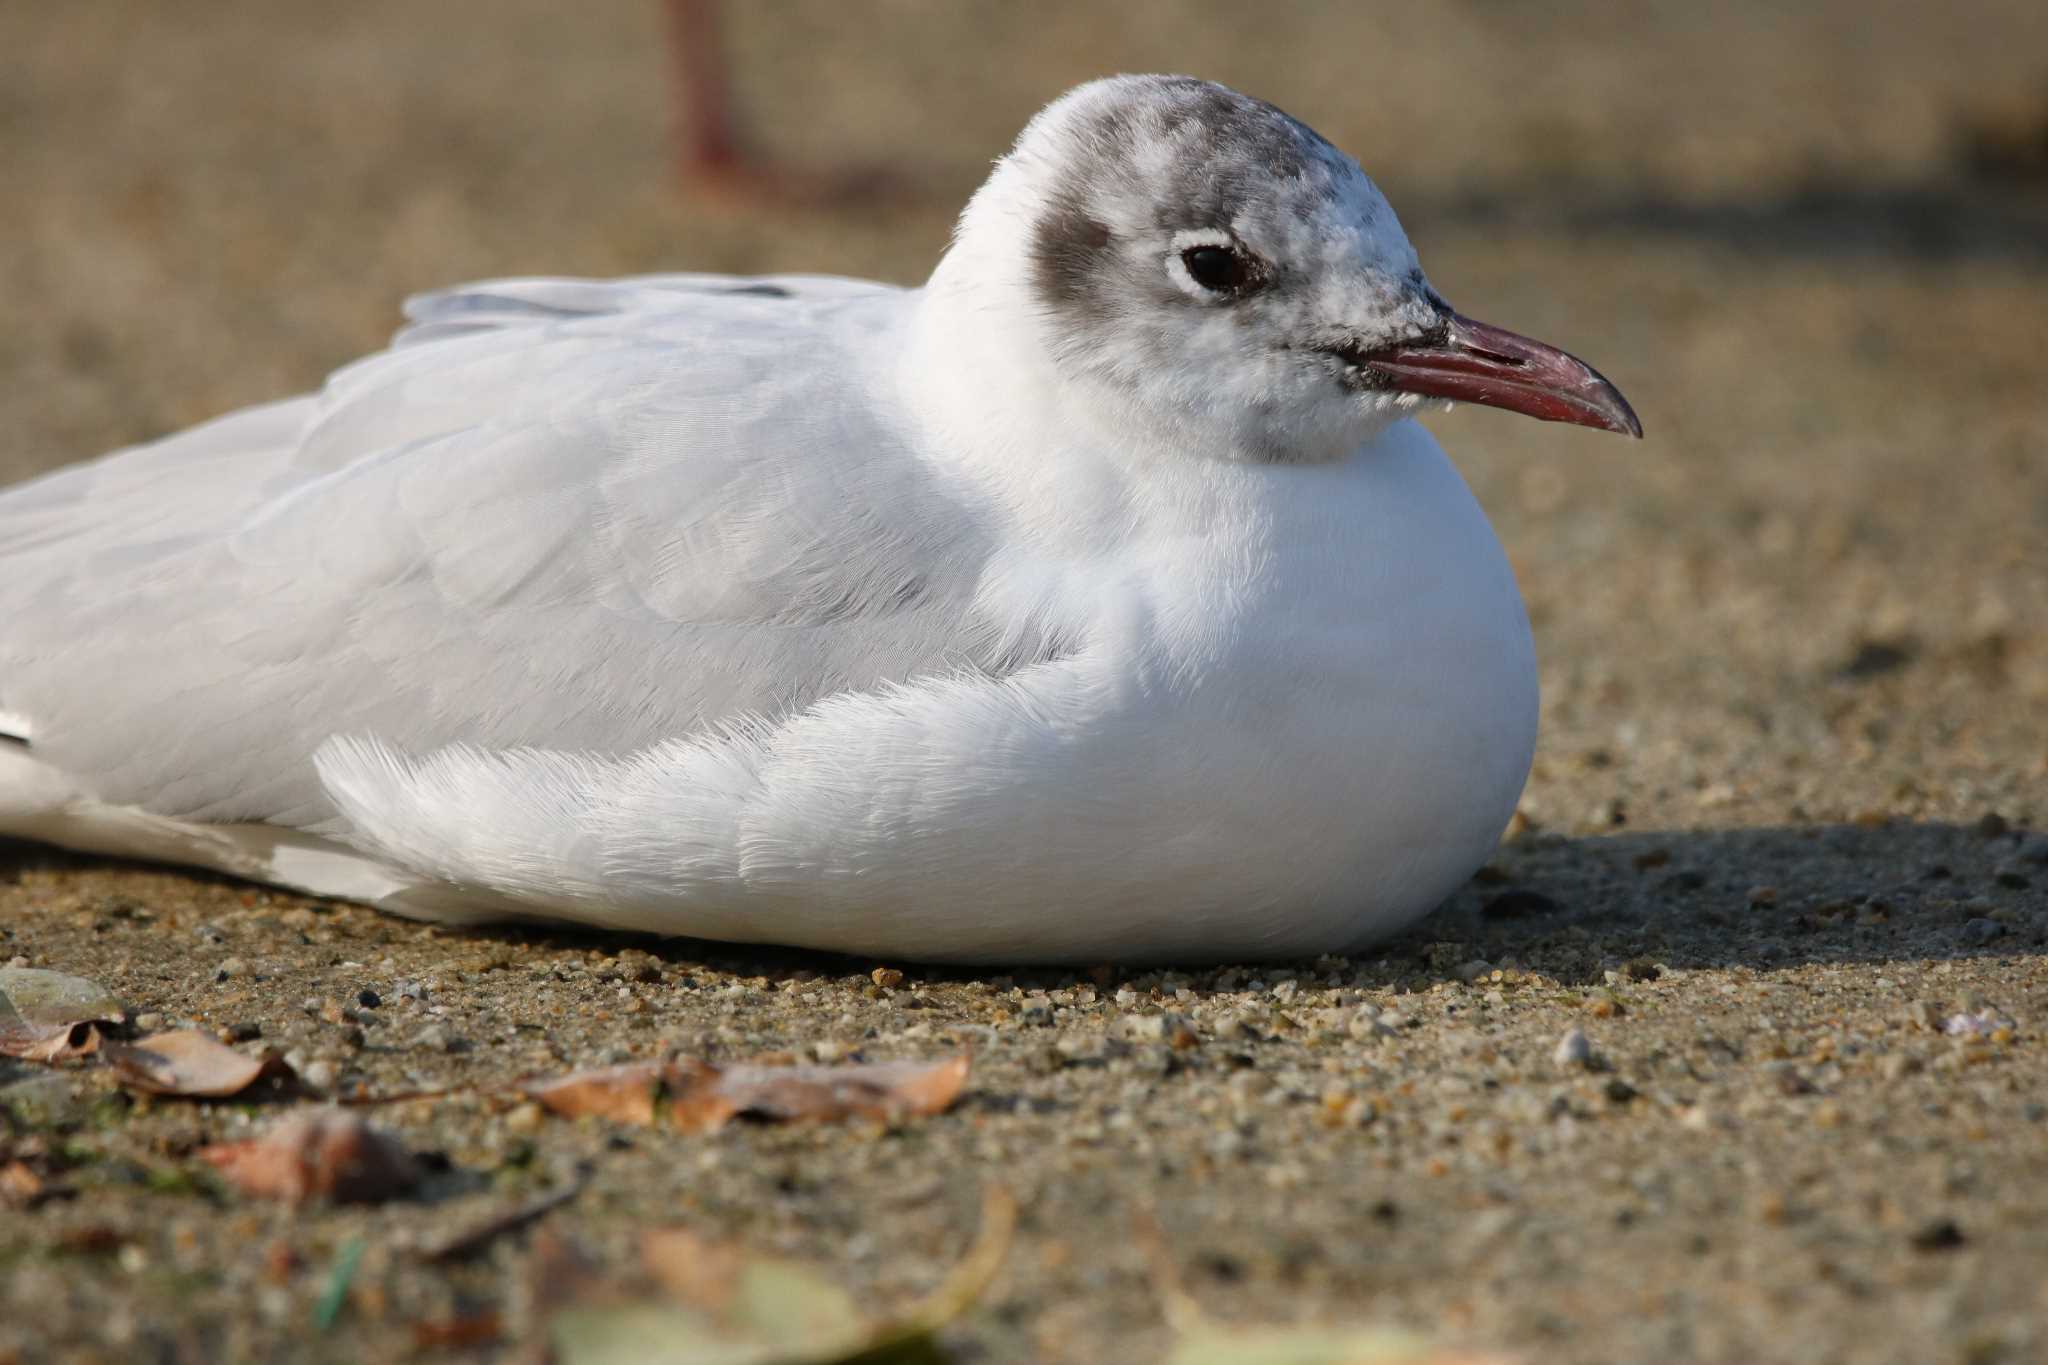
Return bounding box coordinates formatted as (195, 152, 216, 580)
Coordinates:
(411, 1313, 504, 1350)
(1167, 1327, 1519, 1364)
(103, 1029, 296, 1097)
(417, 1163, 590, 1262)
(638, 1226, 744, 1308)
(199, 1111, 420, 1204)
(0, 968, 123, 1062)
(0, 1160, 46, 1207)
(19, 1026, 104, 1065)
(57, 1226, 125, 1256)
(529, 1225, 611, 1319)
(549, 1183, 1013, 1365)
(665, 1052, 970, 1133)
(524, 1061, 663, 1125)
(520, 1052, 970, 1134)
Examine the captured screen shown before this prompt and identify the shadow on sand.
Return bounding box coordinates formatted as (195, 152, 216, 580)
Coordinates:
(4, 819, 2040, 994)
(1396, 818, 2044, 986)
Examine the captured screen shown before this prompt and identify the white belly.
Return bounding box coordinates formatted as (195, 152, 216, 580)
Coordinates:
(5, 422, 1535, 964)
(305, 421, 1537, 962)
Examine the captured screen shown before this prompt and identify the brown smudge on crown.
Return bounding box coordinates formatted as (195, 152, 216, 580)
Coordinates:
(1024, 78, 1359, 341)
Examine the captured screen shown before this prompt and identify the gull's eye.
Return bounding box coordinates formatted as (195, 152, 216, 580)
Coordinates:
(1180, 244, 1250, 293)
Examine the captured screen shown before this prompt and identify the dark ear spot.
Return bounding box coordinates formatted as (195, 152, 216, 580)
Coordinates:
(1030, 190, 1115, 320)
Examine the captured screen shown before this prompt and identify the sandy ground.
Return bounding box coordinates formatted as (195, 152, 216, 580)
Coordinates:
(3, 3, 2048, 1361)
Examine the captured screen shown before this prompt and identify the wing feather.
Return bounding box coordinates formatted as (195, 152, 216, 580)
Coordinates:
(0, 275, 1025, 829)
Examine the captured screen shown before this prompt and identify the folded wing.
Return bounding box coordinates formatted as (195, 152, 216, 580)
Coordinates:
(0, 275, 1021, 829)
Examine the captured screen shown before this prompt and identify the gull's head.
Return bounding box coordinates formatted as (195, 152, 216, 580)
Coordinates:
(938, 75, 1640, 464)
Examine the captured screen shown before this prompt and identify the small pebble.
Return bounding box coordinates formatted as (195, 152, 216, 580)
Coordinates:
(1553, 1028, 1594, 1069)
(1118, 1013, 1171, 1042)
(1480, 889, 1560, 920)
(355, 989, 381, 1009)
(300, 1059, 339, 1091)
(216, 957, 248, 980)
(1909, 1217, 1966, 1252)
(1746, 886, 1778, 908)
(1024, 1045, 1064, 1076)
(1943, 1008, 2016, 1038)
(1770, 1065, 1817, 1097)
(869, 967, 904, 990)
(1586, 797, 1627, 828)
(133, 1012, 165, 1033)
(1961, 918, 2005, 946)
(1344, 1009, 1383, 1043)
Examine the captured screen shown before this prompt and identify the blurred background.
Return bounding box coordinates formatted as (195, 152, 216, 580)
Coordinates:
(2, 0, 2044, 831)
(5, 8, 2048, 1361)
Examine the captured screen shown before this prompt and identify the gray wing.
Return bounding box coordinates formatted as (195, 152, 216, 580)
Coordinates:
(0, 274, 1028, 828)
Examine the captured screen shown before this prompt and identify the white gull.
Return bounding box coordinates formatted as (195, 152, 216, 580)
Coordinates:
(0, 76, 1639, 963)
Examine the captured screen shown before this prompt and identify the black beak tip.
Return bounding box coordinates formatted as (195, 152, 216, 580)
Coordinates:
(1608, 393, 1645, 440)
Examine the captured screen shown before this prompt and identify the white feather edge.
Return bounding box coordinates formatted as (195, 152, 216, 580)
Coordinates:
(0, 741, 423, 907)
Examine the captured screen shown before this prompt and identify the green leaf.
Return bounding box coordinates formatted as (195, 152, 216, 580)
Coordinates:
(550, 1259, 940, 1365)
(549, 1189, 1013, 1365)
(1167, 1324, 1502, 1365)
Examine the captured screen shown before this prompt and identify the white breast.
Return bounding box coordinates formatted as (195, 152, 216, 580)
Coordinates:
(308, 418, 1534, 963)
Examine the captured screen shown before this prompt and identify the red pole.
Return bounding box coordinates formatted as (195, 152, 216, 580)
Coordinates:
(665, 0, 741, 181)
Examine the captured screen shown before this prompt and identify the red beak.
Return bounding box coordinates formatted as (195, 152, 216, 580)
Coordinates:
(1361, 311, 1643, 438)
